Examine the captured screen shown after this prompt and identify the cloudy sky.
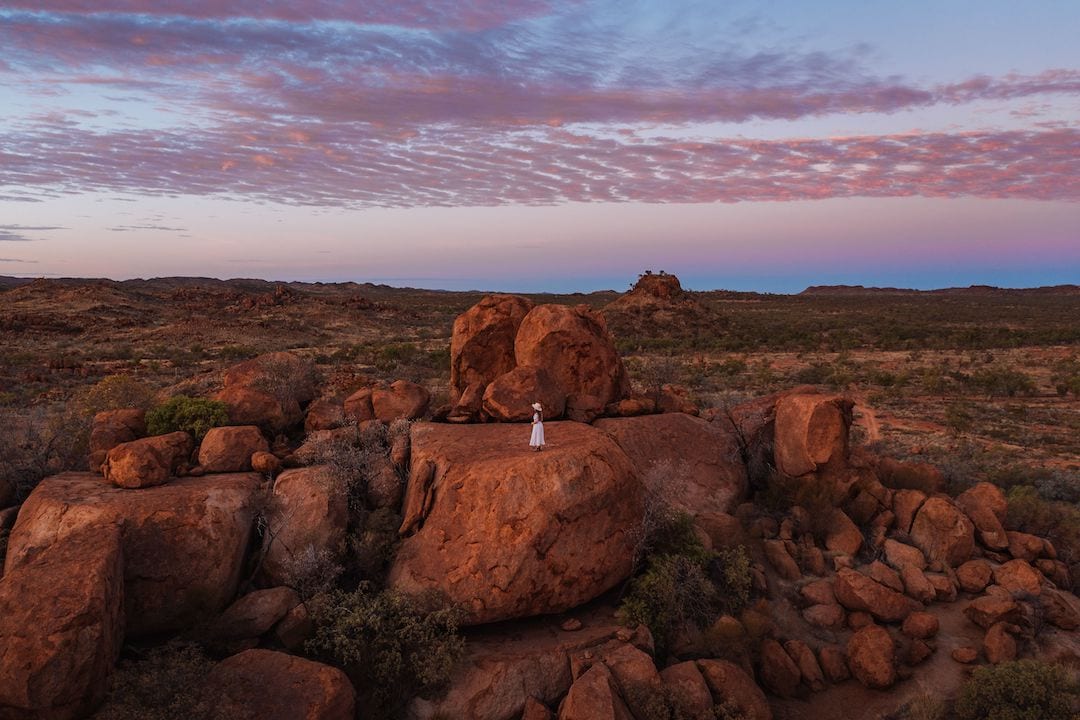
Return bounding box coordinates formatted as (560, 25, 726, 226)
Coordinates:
(0, 0, 1077, 291)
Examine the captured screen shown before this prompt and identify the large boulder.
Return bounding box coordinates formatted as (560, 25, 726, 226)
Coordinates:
(215, 384, 302, 435)
(304, 397, 346, 433)
(659, 662, 713, 719)
(483, 366, 567, 422)
(372, 380, 431, 422)
(956, 482, 1009, 550)
(223, 351, 318, 405)
(910, 497, 976, 567)
(846, 625, 896, 689)
(207, 587, 301, 643)
(200, 649, 355, 720)
(88, 408, 146, 468)
(833, 567, 920, 622)
(773, 393, 851, 477)
(0, 527, 124, 720)
(6, 471, 261, 636)
(262, 465, 349, 587)
(388, 422, 643, 624)
(198, 425, 269, 473)
(450, 294, 535, 404)
(103, 431, 193, 489)
(408, 623, 625, 720)
(696, 660, 772, 720)
(759, 639, 801, 697)
(514, 304, 630, 409)
(558, 663, 633, 720)
(594, 413, 747, 517)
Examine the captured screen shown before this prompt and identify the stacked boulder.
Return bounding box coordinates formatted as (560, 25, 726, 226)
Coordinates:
(447, 295, 632, 423)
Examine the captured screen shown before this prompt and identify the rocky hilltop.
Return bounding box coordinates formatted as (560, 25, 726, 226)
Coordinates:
(0, 289, 1077, 720)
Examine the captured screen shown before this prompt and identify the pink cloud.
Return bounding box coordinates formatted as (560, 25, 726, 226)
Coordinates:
(1, 118, 1076, 207)
(0, 1, 563, 30)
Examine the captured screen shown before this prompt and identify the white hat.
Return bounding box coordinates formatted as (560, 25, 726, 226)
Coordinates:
(531, 402, 543, 411)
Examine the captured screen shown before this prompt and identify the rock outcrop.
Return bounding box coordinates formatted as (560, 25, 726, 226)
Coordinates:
(909, 497, 975, 567)
(450, 294, 535, 405)
(88, 408, 146, 469)
(514, 304, 630, 410)
(262, 465, 349, 587)
(594, 413, 747, 517)
(200, 649, 355, 720)
(482, 366, 566, 422)
(388, 422, 642, 624)
(198, 425, 269, 473)
(773, 393, 852, 478)
(103, 431, 193, 488)
(6, 471, 261, 635)
(0, 527, 124, 720)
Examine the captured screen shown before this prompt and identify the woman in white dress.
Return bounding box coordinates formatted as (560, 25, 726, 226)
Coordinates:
(529, 401, 545, 451)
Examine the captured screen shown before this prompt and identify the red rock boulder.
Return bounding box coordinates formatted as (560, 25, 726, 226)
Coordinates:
(215, 384, 302, 435)
(834, 567, 920, 622)
(198, 425, 269, 473)
(956, 482, 1009, 550)
(103, 431, 193, 489)
(660, 662, 713, 718)
(7, 471, 261, 636)
(223, 351, 318, 405)
(514, 304, 630, 409)
(773, 393, 851, 477)
(388, 422, 642, 624)
(595, 413, 748, 517)
(558, 663, 633, 720)
(483, 366, 566, 422)
(89, 408, 146, 469)
(450, 294, 535, 404)
(262, 465, 349, 587)
(372, 380, 430, 422)
(910, 497, 975, 567)
(0, 526, 124, 720)
(846, 625, 896, 689)
(200, 649, 355, 720)
(305, 398, 345, 432)
(407, 622, 626, 720)
(696, 660, 772, 720)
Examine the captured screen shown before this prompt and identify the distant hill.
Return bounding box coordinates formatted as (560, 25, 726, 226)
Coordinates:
(800, 284, 1080, 296)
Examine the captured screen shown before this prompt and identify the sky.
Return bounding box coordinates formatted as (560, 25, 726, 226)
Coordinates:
(0, 0, 1078, 292)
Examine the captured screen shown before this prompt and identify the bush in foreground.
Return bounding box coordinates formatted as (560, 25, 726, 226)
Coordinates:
(306, 584, 465, 719)
(954, 659, 1079, 720)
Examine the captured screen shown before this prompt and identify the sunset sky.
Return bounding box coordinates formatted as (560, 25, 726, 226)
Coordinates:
(1, 1, 1077, 292)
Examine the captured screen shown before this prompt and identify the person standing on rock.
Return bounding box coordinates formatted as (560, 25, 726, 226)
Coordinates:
(530, 402, 545, 451)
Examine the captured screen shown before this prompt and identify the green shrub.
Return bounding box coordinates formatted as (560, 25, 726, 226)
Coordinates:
(968, 366, 1037, 397)
(617, 553, 719, 658)
(93, 641, 213, 720)
(306, 584, 465, 719)
(75, 374, 157, 416)
(709, 546, 752, 616)
(619, 508, 717, 653)
(146, 396, 229, 439)
(954, 659, 1079, 720)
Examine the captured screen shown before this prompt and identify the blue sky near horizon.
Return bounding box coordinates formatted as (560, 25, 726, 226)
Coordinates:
(0, 0, 1077, 292)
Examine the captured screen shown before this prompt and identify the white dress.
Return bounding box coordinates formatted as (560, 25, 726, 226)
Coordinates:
(530, 412, 545, 447)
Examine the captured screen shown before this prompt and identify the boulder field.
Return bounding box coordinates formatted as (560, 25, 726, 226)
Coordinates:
(1, 296, 1078, 719)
